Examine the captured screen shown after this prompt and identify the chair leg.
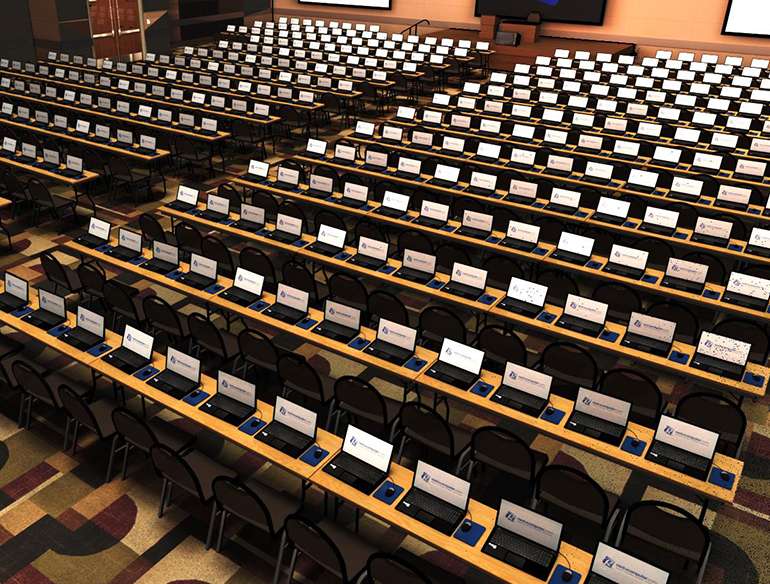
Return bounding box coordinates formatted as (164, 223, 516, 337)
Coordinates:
(105, 434, 118, 483)
(63, 416, 72, 449)
(121, 442, 131, 479)
(272, 531, 288, 584)
(205, 502, 218, 549)
(216, 508, 227, 552)
(285, 548, 299, 584)
(70, 421, 80, 454)
(25, 396, 34, 429)
(158, 478, 169, 518)
(17, 394, 28, 428)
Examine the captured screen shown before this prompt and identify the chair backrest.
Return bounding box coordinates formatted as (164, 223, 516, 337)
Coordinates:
(418, 306, 466, 347)
(471, 426, 538, 483)
(238, 328, 279, 372)
(40, 251, 70, 290)
(397, 230, 433, 257)
(474, 325, 527, 372)
(713, 318, 769, 364)
(12, 360, 55, 404)
(284, 515, 348, 580)
(77, 261, 106, 297)
(592, 283, 642, 323)
(150, 444, 206, 501)
(282, 260, 318, 302)
(251, 189, 280, 221)
(201, 235, 235, 276)
(647, 301, 699, 344)
(212, 476, 277, 534)
(217, 183, 242, 208)
(188, 312, 227, 357)
(483, 254, 524, 290)
(536, 464, 610, 527)
(174, 221, 203, 254)
(112, 406, 159, 452)
(399, 402, 456, 459)
(451, 196, 484, 221)
(366, 553, 431, 584)
(314, 209, 347, 238)
(367, 291, 409, 327)
(675, 392, 746, 457)
(143, 295, 185, 341)
(599, 369, 662, 427)
(635, 237, 675, 271)
(59, 385, 104, 437)
(28, 178, 52, 204)
(278, 353, 329, 403)
(328, 272, 368, 311)
(435, 244, 471, 274)
(355, 219, 387, 243)
(535, 269, 580, 307)
(333, 376, 390, 437)
(682, 251, 726, 285)
(537, 341, 599, 397)
(238, 246, 276, 292)
(140, 213, 168, 245)
(103, 281, 141, 324)
(277, 200, 307, 225)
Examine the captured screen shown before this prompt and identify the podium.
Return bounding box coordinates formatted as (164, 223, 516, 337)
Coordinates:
(480, 15, 539, 44)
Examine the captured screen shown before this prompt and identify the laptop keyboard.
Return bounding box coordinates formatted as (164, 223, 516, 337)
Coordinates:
(570, 411, 623, 437)
(407, 489, 463, 525)
(335, 452, 383, 484)
(490, 530, 552, 566)
(650, 441, 709, 472)
(266, 423, 311, 449)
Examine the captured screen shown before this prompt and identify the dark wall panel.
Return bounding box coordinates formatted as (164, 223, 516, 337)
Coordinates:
(0, 1, 36, 61)
(56, 0, 89, 21)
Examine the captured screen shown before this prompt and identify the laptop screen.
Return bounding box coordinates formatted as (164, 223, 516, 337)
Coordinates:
(233, 267, 264, 295)
(506, 277, 547, 308)
(88, 217, 111, 241)
(591, 543, 670, 584)
(413, 460, 470, 511)
(153, 241, 179, 267)
(502, 363, 552, 400)
(627, 312, 676, 345)
(402, 249, 436, 276)
(5, 273, 27, 301)
(496, 499, 562, 552)
(76, 306, 104, 338)
(176, 185, 199, 206)
(38, 289, 65, 317)
(189, 253, 217, 280)
(655, 414, 719, 461)
(450, 262, 487, 291)
(217, 371, 257, 408)
(437, 338, 484, 376)
(274, 396, 317, 438)
(276, 283, 309, 313)
(324, 300, 360, 331)
(166, 347, 200, 383)
(118, 229, 142, 252)
(575, 388, 631, 427)
(376, 318, 416, 352)
(342, 424, 393, 473)
(122, 325, 153, 360)
(696, 331, 751, 366)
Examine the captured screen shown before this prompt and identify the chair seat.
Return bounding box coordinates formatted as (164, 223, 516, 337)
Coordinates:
(315, 518, 380, 579)
(148, 418, 195, 453)
(243, 479, 301, 531)
(2, 356, 48, 389)
(87, 399, 118, 437)
(181, 450, 237, 501)
(50, 376, 91, 407)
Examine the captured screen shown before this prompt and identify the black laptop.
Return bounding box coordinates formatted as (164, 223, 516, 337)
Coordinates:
(232, 203, 265, 233)
(197, 194, 230, 223)
(348, 237, 389, 270)
(661, 259, 707, 294)
(166, 185, 199, 212)
(101, 325, 154, 374)
(621, 312, 676, 357)
(364, 318, 417, 366)
(425, 338, 484, 390)
(306, 224, 347, 257)
(645, 415, 718, 480)
(219, 267, 264, 307)
(323, 425, 393, 494)
(264, 213, 303, 244)
(255, 396, 316, 457)
(143, 242, 180, 274)
(721, 273, 770, 311)
(491, 363, 550, 417)
(556, 294, 608, 338)
(76, 217, 111, 249)
(690, 331, 750, 381)
(0, 272, 28, 312)
(60, 307, 105, 350)
(147, 347, 201, 399)
(550, 233, 594, 266)
(105, 228, 143, 261)
(496, 277, 547, 318)
(394, 249, 436, 285)
(22, 289, 67, 330)
(262, 284, 309, 325)
(441, 263, 487, 300)
(566, 388, 630, 446)
(200, 371, 257, 426)
(602, 245, 648, 280)
(586, 543, 671, 584)
(312, 300, 361, 343)
(177, 253, 217, 290)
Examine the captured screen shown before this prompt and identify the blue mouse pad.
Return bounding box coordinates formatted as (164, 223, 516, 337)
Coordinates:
(488, 193, 503, 200)
(485, 235, 501, 244)
(291, 239, 308, 248)
(743, 372, 765, 387)
(134, 365, 159, 380)
(404, 356, 428, 371)
(575, 211, 588, 218)
(373, 480, 404, 505)
(441, 225, 457, 232)
(47, 324, 71, 337)
(204, 283, 224, 294)
(673, 231, 687, 239)
(470, 380, 494, 397)
(641, 274, 658, 284)
(299, 445, 328, 466)
(541, 407, 566, 425)
(238, 417, 266, 436)
(708, 467, 736, 490)
(668, 351, 690, 365)
(129, 256, 148, 266)
(360, 204, 373, 212)
(257, 228, 271, 237)
(585, 260, 603, 270)
(296, 317, 318, 330)
(532, 201, 545, 208)
(622, 220, 638, 228)
(599, 330, 619, 342)
(478, 294, 497, 305)
(427, 279, 445, 289)
(220, 219, 235, 226)
(537, 311, 557, 324)
(453, 521, 486, 547)
(165, 270, 182, 280)
(334, 251, 351, 261)
(728, 243, 744, 252)
(378, 265, 396, 274)
(702, 289, 721, 300)
(621, 436, 647, 456)
(248, 299, 269, 312)
(533, 247, 548, 256)
(184, 390, 209, 406)
(95, 243, 113, 253)
(748, 208, 761, 215)
(11, 306, 33, 318)
(348, 337, 370, 350)
(549, 566, 582, 584)
(87, 343, 112, 357)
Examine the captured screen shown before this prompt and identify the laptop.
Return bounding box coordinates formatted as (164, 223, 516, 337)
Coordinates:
(105, 228, 142, 261)
(364, 318, 417, 366)
(198, 194, 230, 222)
(265, 213, 303, 244)
(0, 272, 28, 312)
(639, 207, 678, 237)
(394, 249, 436, 284)
(312, 299, 361, 343)
(323, 425, 393, 494)
(500, 220, 540, 252)
(219, 267, 264, 307)
(375, 190, 410, 219)
(200, 371, 257, 426)
(745, 227, 770, 258)
(621, 312, 676, 357)
(167, 185, 199, 212)
(37, 148, 60, 171)
(245, 159, 269, 183)
(586, 543, 670, 584)
(147, 347, 201, 399)
(482, 500, 561, 579)
(425, 338, 484, 390)
(661, 258, 708, 294)
(255, 396, 316, 457)
(304, 138, 328, 159)
(396, 460, 470, 536)
(551, 232, 594, 266)
(101, 325, 154, 374)
(722, 272, 770, 311)
(690, 217, 732, 248)
(262, 283, 309, 325)
(339, 182, 370, 209)
(275, 165, 302, 191)
(16, 143, 37, 164)
(22, 289, 67, 330)
(412, 200, 449, 229)
(76, 217, 111, 248)
(567, 388, 631, 446)
(232, 203, 265, 233)
(348, 236, 388, 270)
(333, 143, 358, 166)
(496, 277, 547, 318)
(177, 253, 217, 290)
(592, 197, 630, 226)
(393, 156, 422, 180)
(306, 224, 346, 257)
(441, 262, 487, 300)
(492, 362, 551, 417)
(136, 135, 156, 156)
(455, 210, 493, 240)
(646, 414, 719, 480)
(557, 294, 608, 338)
(59, 306, 105, 350)
(143, 241, 180, 274)
(545, 187, 581, 215)
(603, 244, 649, 280)
(60, 155, 83, 178)
(428, 164, 461, 189)
(690, 331, 750, 381)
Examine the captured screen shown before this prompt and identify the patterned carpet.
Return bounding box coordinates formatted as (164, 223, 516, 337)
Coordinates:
(0, 80, 767, 584)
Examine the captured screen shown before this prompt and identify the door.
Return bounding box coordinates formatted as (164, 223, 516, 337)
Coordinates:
(89, 0, 144, 59)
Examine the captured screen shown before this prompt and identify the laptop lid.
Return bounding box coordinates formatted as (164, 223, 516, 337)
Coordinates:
(76, 306, 104, 338)
(117, 228, 141, 252)
(564, 294, 607, 326)
(575, 388, 631, 427)
(217, 370, 257, 408)
(402, 249, 436, 276)
(87, 217, 111, 242)
(627, 312, 676, 345)
(206, 194, 230, 217)
(496, 499, 562, 552)
(375, 318, 416, 352)
(413, 460, 470, 511)
(166, 347, 200, 383)
(655, 414, 718, 461)
(696, 331, 751, 366)
(233, 267, 264, 296)
(506, 277, 547, 308)
(121, 324, 153, 359)
(152, 241, 179, 267)
(343, 424, 393, 473)
(4, 272, 27, 301)
(324, 299, 360, 332)
(274, 396, 317, 439)
(502, 362, 552, 401)
(357, 236, 388, 261)
(591, 542, 670, 584)
(437, 338, 484, 376)
(276, 283, 309, 313)
(189, 253, 217, 281)
(450, 262, 487, 292)
(38, 289, 65, 318)
(176, 185, 199, 206)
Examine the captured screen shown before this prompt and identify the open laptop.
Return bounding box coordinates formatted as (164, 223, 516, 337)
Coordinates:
(177, 253, 217, 290)
(425, 338, 484, 390)
(219, 267, 264, 307)
(348, 236, 389, 270)
(428, 163, 461, 189)
(60, 306, 105, 350)
(592, 197, 630, 226)
(198, 194, 230, 222)
(147, 347, 201, 399)
(339, 182, 370, 209)
(603, 244, 649, 280)
(143, 241, 180, 274)
(745, 227, 770, 258)
(646, 414, 719, 480)
(60, 155, 83, 178)
(233, 203, 265, 233)
(167, 185, 199, 212)
(690, 331, 750, 381)
(567, 388, 631, 446)
(491, 362, 551, 417)
(22, 289, 66, 330)
(364, 318, 417, 366)
(661, 258, 708, 294)
(255, 396, 316, 457)
(557, 294, 608, 337)
(76, 217, 111, 248)
(396, 460, 470, 536)
(262, 283, 309, 325)
(500, 220, 540, 252)
(312, 299, 361, 343)
(245, 160, 269, 184)
(482, 499, 561, 579)
(496, 277, 547, 318)
(639, 207, 678, 237)
(101, 325, 154, 374)
(200, 371, 257, 426)
(455, 210, 493, 240)
(441, 262, 487, 300)
(690, 217, 732, 248)
(586, 543, 670, 584)
(722, 272, 770, 311)
(0, 272, 28, 312)
(323, 425, 392, 494)
(105, 228, 142, 261)
(621, 312, 676, 357)
(306, 224, 346, 257)
(394, 249, 436, 284)
(265, 213, 303, 244)
(551, 232, 594, 266)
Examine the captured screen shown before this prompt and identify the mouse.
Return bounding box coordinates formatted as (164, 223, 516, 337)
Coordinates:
(720, 470, 730, 481)
(461, 520, 472, 532)
(250, 419, 260, 428)
(545, 406, 555, 416)
(631, 438, 640, 448)
(561, 569, 574, 582)
(313, 449, 323, 459)
(385, 486, 396, 497)
(190, 390, 200, 397)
